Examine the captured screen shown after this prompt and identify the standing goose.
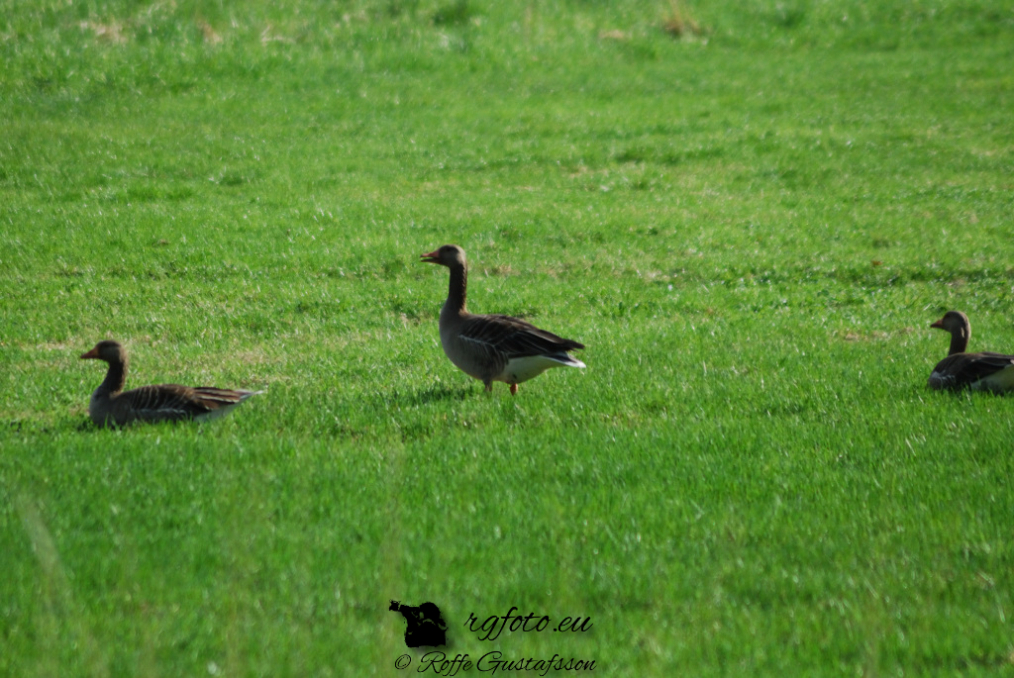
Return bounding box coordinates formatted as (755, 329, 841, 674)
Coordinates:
(420, 244, 585, 394)
(80, 340, 261, 426)
(928, 310, 1014, 392)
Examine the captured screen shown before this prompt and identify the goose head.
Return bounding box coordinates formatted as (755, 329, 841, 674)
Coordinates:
(80, 340, 126, 364)
(930, 310, 971, 355)
(420, 244, 467, 268)
(930, 311, 970, 336)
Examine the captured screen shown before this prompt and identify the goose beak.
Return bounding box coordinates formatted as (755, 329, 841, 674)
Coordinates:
(420, 250, 441, 264)
(80, 347, 100, 360)
(929, 319, 944, 329)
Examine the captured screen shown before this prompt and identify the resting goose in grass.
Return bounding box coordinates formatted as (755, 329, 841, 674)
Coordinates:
(420, 244, 585, 394)
(928, 310, 1014, 392)
(80, 340, 261, 426)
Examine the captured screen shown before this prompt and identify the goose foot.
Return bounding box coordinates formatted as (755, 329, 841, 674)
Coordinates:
(510, 383, 518, 395)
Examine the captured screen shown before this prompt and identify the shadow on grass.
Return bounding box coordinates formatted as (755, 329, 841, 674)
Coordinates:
(312, 385, 477, 441)
(1, 417, 83, 435)
(402, 384, 475, 406)
(71, 416, 249, 433)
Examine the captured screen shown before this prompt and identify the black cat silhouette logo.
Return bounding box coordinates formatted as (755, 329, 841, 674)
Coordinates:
(389, 600, 448, 648)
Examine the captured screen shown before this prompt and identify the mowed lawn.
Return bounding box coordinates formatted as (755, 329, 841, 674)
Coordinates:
(1, 1, 1013, 675)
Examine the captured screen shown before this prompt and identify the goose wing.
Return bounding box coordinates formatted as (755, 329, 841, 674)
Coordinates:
(929, 352, 1014, 391)
(113, 384, 258, 423)
(458, 313, 584, 360)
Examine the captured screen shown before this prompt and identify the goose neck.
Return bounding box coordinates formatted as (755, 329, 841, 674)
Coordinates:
(446, 263, 467, 314)
(948, 327, 969, 355)
(96, 358, 127, 395)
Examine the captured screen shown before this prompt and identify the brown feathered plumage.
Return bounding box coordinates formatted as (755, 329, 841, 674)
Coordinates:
(421, 244, 585, 394)
(928, 311, 1014, 392)
(80, 340, 261, 426)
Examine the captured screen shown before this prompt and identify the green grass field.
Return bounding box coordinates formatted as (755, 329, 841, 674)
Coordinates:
(2, 0, 1013, 675)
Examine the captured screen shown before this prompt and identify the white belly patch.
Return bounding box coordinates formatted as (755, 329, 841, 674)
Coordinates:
(496, 354, 585, 384)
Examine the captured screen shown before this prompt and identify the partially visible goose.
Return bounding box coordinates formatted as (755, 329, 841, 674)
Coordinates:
(420, 244, 585, 394)
(928, 310, 1014, 392)
(80, 340, 261, 426)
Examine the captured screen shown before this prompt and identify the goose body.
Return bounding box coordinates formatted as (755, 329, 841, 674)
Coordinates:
(422, 244, 585, 394)
(928, 311, 1014, 392)
(81, 340, 261, 426)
